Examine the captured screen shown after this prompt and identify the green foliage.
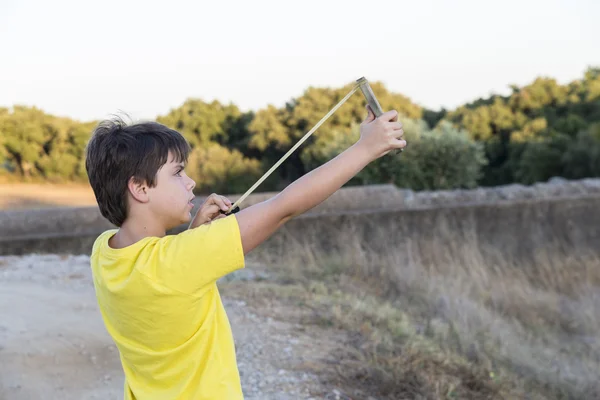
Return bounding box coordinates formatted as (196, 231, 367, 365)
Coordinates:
(422, 108, 447, 130)
(562, 123, 600, 179)
(0, 106, 90, 181)
(307, 120, 487, 191)
(293, 82, 422, 169)
(440, 67, 600, 185)
(248, 105, 290, 151)
(186, 143, 262, 195)
(157, 99, 244, 148)
(301, 117, 430, 171)
(1, 68, 600, 191)
(510, 123, 600, 184)
(553, 114, 588, 137)
(478, 137, 514, 187)
(366, 122, 487, 190)
(513, 134, 570, 184)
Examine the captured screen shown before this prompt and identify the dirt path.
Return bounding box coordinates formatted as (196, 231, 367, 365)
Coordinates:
(0, 254, 341, 400)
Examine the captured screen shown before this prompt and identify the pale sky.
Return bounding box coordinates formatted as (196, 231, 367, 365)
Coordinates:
(1, 0, 598, 122)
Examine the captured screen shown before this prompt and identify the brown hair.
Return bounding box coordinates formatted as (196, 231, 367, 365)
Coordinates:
(85, 116, 190, 227)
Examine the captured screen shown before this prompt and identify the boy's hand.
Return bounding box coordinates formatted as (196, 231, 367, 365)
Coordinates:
(189, 193, 233, 229)
(358, 105, 406, 159)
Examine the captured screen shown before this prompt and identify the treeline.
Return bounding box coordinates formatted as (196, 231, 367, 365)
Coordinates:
(1, 67, 599, 193)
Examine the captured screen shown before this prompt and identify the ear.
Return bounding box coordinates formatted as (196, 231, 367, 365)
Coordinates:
(127, 176, 150, 204)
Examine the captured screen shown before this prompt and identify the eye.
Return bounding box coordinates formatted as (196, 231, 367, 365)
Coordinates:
(175, 168, 183, 177)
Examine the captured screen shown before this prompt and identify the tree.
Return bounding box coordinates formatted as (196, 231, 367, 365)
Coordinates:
(514, 134, 569, 184)
(2, 69, 600, 189)
(442, 66, 600, 185)
(562, 123, 600, 179)
(292, 81, 423, 170)
(157, 99, 244, 148)
(304, 119, 486, 191)
(248, 105, 291, 151)
(378, 121, 487, 190)
(186, 143, 262, 195)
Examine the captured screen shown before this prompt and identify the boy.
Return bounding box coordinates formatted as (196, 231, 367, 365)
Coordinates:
(85, 105, 405, 400)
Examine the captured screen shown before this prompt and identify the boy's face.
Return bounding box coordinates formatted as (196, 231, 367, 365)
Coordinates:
(146, 152, 196, 230)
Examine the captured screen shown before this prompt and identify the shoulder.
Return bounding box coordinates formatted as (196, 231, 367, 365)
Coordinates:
(91, 229, 119, 256)
(177, 214, 242, 241)
(140, 216, 245, 295)
(168, 214, 244, 258)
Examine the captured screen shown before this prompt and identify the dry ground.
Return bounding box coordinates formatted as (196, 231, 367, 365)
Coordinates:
(6, 245, 596, 399)
(0, 183, 97, 210)
(253, 228, 600, 400)
(2, 184, 599, 399)
(0, 254, 357, 400)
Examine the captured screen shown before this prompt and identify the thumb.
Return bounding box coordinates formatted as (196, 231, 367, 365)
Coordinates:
(363, 105, 376, 123)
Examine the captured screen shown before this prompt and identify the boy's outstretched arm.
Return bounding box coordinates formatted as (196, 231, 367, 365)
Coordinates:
(235, 106, 406, 255)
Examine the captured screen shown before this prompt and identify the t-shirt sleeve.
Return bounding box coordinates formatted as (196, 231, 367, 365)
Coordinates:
(141, 214, 245, 296)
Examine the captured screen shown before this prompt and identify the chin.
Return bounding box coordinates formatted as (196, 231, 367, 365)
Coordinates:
(165, 214, 191, 232)
(182, 211, 193, 224)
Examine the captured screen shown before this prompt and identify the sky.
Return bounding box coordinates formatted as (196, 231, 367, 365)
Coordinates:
(1, 0, 599, 122)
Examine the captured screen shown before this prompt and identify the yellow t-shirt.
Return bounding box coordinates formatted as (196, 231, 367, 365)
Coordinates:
(89, 215, 246, 400)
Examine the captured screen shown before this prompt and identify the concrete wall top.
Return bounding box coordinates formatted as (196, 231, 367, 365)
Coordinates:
(1, 178, 599, 241)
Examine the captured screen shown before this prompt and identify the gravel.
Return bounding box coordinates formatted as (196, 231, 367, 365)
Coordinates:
(0, 254, 334, 399)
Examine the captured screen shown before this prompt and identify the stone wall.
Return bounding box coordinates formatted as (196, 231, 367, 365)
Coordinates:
(1, 179, 599, 258)
(250, 194, 600, 271)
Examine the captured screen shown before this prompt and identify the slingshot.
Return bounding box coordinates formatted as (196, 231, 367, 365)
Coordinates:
(226, 76, 399, 214)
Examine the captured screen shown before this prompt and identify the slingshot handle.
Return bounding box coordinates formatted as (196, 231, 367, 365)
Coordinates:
(357, 77, 384, 117)
(356, 77, 403, 154)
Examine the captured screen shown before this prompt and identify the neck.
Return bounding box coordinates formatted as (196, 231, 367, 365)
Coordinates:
(110, 212, 166, 249)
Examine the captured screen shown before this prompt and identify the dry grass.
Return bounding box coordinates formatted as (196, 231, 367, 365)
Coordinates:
(0, 183, 97, 210)
(242, 220, 600, 400)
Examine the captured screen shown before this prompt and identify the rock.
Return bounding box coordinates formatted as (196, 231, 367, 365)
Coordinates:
(405, 177, 600, 208)
(548, 176, 568, 184)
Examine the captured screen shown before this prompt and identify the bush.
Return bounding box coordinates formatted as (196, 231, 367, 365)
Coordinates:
(307, 120, 487, 191)
(187, 143, 263, 195)
(370, 121, 487, 190)
(562, 123, 600, 179)
(513, 134, 570, 185)
(510, 123, 600, 184)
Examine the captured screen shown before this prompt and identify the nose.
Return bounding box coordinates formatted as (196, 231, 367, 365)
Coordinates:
(187, 176, 196, 192)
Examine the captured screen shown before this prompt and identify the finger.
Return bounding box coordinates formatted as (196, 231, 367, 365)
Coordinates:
(391, 138, 407, 149)
(364, 105, 376, 123)
(203, 203, 221, 217)
(389, 121, 403, 130)
(392, 128, 405, 139)
(220, 195, 232, 207)
(210, 194, 229, 211)
(203, 193, 217, 205)
(381, 109, 398, 122)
